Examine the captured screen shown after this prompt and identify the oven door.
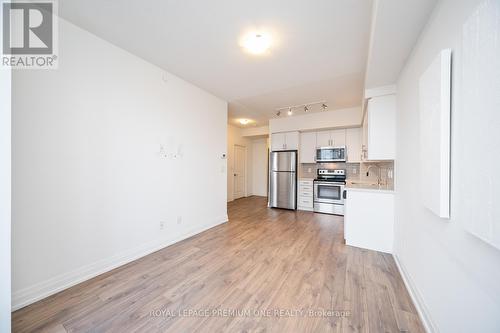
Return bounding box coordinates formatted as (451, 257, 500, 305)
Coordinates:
(315, 147, 346, 162)
(314, 182, 345, 204)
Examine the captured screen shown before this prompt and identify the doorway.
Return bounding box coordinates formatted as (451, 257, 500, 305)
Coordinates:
(233, 145, 246, 199)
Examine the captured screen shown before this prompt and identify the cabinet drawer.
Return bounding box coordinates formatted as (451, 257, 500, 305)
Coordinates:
(299, 180, 313, 186)
(299, 191, 313, 197)
(298, 197, 313, 207)
(299, 185, 313, 192)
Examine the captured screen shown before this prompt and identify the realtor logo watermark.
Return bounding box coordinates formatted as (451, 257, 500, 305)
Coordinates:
(2, 0, 58, 69)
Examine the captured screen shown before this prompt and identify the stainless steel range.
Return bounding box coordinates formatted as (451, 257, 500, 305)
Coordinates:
(313, 169, 346, 215)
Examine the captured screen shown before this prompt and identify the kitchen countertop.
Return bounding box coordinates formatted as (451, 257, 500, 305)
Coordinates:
(345, 181, 394, 193)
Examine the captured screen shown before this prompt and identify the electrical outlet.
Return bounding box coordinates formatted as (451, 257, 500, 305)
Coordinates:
(159, 221, 165, 230)
(177, 216, 182, 225)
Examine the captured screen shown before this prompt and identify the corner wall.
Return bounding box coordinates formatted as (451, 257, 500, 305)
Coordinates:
(394, 0, 500, 332)
(12, 17, 228, 310)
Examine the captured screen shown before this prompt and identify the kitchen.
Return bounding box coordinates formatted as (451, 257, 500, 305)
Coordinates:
(267, 88, 396, 253)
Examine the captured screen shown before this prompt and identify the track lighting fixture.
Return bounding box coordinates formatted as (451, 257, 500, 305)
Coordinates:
(275, 100, 327, 117)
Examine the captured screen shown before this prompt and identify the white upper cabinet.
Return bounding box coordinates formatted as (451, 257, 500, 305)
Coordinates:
(346, 127, 362, 163)
(271, 131, 299, 151)
(331, 129, 346, 146)
(364, 94, 396, 160)
(299, 132, 316, 163)
(284, 131, 299, 150)
(316, 130, 331, 147)
(316, 129, 346, 147)
(271, 133, 286, 151)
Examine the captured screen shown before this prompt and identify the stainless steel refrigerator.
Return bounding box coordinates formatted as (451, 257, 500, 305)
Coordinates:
(268, 150, 297, 210)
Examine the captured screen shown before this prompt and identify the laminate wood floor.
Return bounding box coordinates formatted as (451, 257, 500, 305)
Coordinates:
(12, 196, 424, 333)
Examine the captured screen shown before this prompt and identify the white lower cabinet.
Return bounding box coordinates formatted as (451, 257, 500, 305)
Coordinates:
(344, 189, 394, 253)
(298, 179, 314, 211)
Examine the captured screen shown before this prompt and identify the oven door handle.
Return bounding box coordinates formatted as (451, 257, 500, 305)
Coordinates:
(314, 182, 343, 187)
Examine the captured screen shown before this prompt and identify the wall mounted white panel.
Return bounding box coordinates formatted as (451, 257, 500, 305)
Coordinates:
(419, 49, 451, 219)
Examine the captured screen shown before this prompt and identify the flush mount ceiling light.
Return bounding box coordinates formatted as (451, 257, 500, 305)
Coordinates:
(242, 32, 272, 55)
(239, 119, 251, 125)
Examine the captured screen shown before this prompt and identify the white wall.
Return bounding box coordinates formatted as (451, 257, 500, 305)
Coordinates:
(12, 18, 228, 310)
(268, 106, 362, 133)
(227, 125, 253, 201)
(241, 125, 269, 137)
(0, 2, 12, 329)
(394, 0, 500, 332)
(251, 138, 268, 197)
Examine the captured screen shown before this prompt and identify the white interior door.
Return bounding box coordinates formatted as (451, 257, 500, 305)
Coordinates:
(233, 145, 246, 199)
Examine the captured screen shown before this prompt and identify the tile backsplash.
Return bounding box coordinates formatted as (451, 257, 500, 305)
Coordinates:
(300, 161, 394, 188)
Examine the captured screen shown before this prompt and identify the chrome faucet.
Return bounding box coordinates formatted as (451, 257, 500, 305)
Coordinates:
(366, 164, 382, 185)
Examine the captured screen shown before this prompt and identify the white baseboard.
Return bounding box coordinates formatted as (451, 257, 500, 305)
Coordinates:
(12, 215, 228, 311)
(393, 254, 438, 333)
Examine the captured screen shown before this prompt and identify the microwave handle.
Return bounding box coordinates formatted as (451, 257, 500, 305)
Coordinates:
(343, 190, 347, 199)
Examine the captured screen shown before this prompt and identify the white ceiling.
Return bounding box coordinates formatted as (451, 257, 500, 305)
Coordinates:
(58, 0, 436, 127)
(59, 0, 372, 127)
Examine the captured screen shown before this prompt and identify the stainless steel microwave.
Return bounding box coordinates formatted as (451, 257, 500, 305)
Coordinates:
(315, 146, 346, 162)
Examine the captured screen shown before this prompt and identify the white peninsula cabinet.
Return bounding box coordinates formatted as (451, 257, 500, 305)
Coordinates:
(271, 131, 299, 151)
(362, 94, 396, 160)
(344, 188, 394, 253)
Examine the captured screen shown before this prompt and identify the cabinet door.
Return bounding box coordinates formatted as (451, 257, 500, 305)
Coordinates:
(331, 129, 346, 146)
(271, 133, 286, 151)
(367, 95, 396, 160)
(362, 113, 368, 160)
(284, 131, 299, 150)
(316, 130, 331, 147)
(346, 127, 362, 163)
(299, 132, 316, 163)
